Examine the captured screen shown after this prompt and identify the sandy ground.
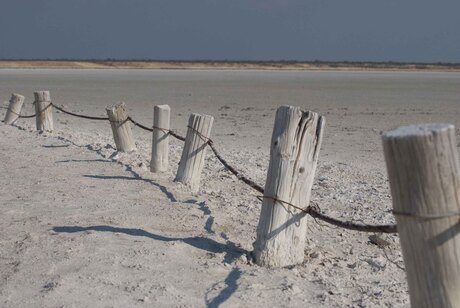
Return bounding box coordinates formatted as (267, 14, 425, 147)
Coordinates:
(1, 70, 459, 307)
(1, 110, 408, 308)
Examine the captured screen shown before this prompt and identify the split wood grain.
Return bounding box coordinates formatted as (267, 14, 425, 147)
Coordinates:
(253, 105, 325, 267)
(150, 104, 170, 172)
(4, 93, 25, 124)
(34, 91, 53, 132)
(175, 113, 214, 193)
(106, 102, 136, 152)
(383, 123, 460, 308)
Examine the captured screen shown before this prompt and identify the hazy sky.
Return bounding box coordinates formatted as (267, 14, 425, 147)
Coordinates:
(1, 0, 459, 62)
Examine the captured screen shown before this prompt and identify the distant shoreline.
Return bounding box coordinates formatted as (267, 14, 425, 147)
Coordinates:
(1, 60, 460, 72)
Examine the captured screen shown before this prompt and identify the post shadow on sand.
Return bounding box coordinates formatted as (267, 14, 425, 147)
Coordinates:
(52, 225, 247, 265)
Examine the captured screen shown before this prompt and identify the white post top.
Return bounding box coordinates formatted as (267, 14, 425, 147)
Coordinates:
(11, 93, 25, 100)
(34, 91, 51, 102)
(383, 123, 453, 139)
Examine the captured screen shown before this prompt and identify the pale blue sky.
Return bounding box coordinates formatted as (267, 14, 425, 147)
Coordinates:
(1, 0, 459, 62)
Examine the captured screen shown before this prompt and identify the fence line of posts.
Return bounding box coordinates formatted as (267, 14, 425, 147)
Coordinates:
(2, 91, 460, 307)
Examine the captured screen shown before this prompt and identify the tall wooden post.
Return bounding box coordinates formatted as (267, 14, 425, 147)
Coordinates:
(253, 105, 325, 267)
(383, 123, 460, 308)
(106, 102, 136, 152)
(34, 91, 53, 132)
(3, 93, 25, 124)
(150, 105, 171, 173)
(174, 113, 214, 193)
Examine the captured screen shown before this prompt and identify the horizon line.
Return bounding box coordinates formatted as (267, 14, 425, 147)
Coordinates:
(1, 59, 460, 66)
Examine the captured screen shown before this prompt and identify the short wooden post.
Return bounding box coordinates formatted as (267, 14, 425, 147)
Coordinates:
(3, 93, 25, 124)
(253, 105, 325, 267)
(383, 123, 460, 308)
(174, 113, 214, 193)
(34, 91, 53, 132)
(150, 104, 171, 173)
(106, 102, 136, 152)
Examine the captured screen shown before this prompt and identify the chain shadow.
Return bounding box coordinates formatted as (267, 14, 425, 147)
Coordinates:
(50, 135, 179, 202)
(429, 221, 460, 246)
(58, 144, 178, 203)
(56, 159, 113, 163)
(205, 267, 242, 308)
(257, 208, 307, 241)
(52, 225, 247, 264)
(83, 171, 177, 202)
(42, 144, 70, 148)
(184, 199, 215, 234)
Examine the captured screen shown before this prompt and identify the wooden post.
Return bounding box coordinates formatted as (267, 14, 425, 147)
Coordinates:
(150, 104, 171, 173)
(106, 102, 136, 152)
(383, 123, 460, 308)
(174, 113, 214, 193)
(253, 105, 325, 268)
(34, 91, 53, 132)
(3, 93, 25, 124)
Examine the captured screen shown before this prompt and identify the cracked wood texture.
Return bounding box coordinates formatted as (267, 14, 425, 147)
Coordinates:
(150, 104, 170, 173)
(175, 113, 214, 194)
(34, 91, 53, 132)
(4, 93, 25, 124)
(253, 105, 325, 267)
(383, 123, 460, 308)
(106, 102, 136, 152)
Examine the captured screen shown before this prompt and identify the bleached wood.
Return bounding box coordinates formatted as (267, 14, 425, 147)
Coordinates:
(106, 102, 136, 152)
(253, 105, 325, 267)
(150, 104, 171, 172)
(383, 123, 460, 308)
(4, 93, 25, 124)
(34, 91, 53, 132)
(174, 113, 214, 193)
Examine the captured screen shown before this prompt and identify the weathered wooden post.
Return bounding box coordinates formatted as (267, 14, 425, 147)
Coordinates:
(34, 91, 53, 132)
(253, 105, 325, 267)
(3, 93, 25, 124)
(150, 104, 171, 172)
(383, 123, 460, 308)
(174, 113, 214, 193)
(106, 102, 136, 152)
